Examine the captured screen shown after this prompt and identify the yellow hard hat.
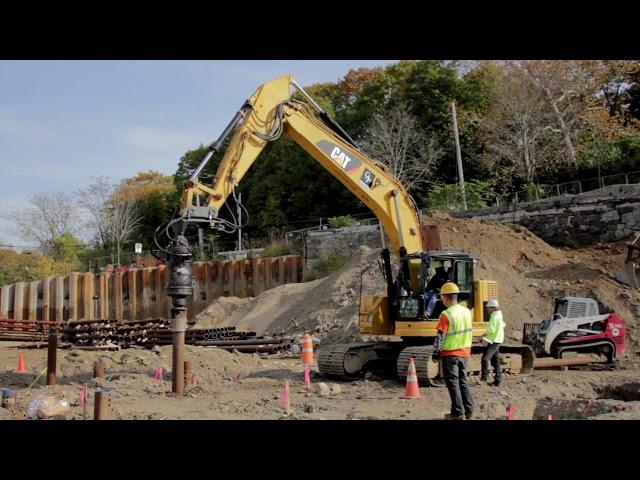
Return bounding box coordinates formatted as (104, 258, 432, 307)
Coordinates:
(440, 282, 460, 295)
(433, 260, 444, 269)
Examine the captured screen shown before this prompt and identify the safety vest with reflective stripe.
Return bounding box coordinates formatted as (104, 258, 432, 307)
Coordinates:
(441, 303, 473, 352)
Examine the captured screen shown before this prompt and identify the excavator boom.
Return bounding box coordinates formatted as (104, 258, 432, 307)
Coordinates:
(180, 74, 425, 261)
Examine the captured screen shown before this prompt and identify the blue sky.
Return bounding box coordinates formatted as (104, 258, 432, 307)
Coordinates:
(0, 60, 396, 246)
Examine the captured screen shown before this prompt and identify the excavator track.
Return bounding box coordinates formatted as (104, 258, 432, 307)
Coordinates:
(317, 342, 400, 379)
(397, 344, 535, 386)
(397, 346, 440, 386)
(320, 342, 535, 383)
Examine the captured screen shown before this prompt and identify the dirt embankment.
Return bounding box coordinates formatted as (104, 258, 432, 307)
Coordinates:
(429, 213, 640, 346)
(196, 213, 640, 350)
(195, 246, 385, 343)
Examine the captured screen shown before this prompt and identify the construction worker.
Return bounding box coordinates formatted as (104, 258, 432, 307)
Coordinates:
(424, 260, 450, 318)
(480, 299, 505, 386)
(431, 282, 476, 420)
(425, 260, 450, 292)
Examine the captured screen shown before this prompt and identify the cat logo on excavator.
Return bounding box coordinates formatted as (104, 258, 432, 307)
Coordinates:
(316, 140, 362, 173)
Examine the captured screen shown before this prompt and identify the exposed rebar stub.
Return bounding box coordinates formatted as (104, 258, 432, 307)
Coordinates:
(46, 330, 57, 386)
(94, 389, 113, 420)
(167, 234, 193, 396)
(94, 360, 106, 379)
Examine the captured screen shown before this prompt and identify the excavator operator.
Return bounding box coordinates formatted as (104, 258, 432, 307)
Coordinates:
(424, 260, 450, 318)
(426, 260, 450, 292)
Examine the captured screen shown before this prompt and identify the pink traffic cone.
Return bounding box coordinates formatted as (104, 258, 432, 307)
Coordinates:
(80, 384, 88, 404)
(281, 381, 290, 412)
(506, 404, 515, 420)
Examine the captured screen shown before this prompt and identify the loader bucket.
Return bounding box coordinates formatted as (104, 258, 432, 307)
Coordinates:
(617, 234, 640, 289)
(616, 261, 639, 289)
(500, 344, 535, 374)
(469, 344, 535, 375)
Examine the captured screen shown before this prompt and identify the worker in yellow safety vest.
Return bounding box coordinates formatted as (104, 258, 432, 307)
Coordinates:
(480, 299, 505, 386)
(431, 282, 476, 420)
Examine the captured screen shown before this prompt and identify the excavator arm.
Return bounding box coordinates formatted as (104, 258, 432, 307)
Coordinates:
(162, 74, 527, 384)
(179, 75, 426, 268)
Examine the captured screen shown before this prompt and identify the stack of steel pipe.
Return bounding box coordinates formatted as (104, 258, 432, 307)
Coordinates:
(60, 318, 171, 347)
(0, 320, 57, 342)
(145, 326, 259, 345)
(192, 337, 292, 353)
(0, 319, 292, 354)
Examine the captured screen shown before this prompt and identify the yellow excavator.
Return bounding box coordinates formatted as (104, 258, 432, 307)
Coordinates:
(167, 74, 534, 384)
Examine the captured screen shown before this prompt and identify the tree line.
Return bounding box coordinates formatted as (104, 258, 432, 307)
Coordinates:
(2, 60, 639, 284)
(174, 60, 640, 233)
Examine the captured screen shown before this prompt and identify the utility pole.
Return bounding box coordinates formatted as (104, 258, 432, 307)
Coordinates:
(237, 192, 242, 251)
(451, 101, 467, 211)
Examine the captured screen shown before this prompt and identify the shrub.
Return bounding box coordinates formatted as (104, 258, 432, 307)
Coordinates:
(328, 215, 355, 228)
(304, 254, 349, 281)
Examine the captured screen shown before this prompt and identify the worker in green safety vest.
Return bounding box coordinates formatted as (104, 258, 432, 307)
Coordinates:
(431, 282, 476, 420)
(480, 299, 505, 386)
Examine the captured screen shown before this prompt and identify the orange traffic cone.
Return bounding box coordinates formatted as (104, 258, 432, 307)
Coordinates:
(403, 357, 420, 399)
(17, 352, 27, 373)
(301, 334, 314, 366)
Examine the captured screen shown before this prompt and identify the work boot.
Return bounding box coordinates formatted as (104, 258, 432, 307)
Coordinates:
(444, 413, 465, 420)
(464, 412, 474, 420)
(491, 380, 501, 387)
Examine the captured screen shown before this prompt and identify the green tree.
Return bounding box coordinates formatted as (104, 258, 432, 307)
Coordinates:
(117, 171, 176, 251)
(0, 246, 83, 285)
(425, 181, 494, 211)
(50, 233, 85, 269)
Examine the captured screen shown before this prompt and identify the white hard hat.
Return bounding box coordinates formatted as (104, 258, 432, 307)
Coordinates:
(486, 299, 499, 308)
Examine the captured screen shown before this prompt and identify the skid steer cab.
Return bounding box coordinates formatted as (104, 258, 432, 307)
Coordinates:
(523, 297, 626, 363)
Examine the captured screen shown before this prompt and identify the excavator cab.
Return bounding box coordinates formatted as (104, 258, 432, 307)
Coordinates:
(361, 250, 483, 333)
(418, 251, 475, 320)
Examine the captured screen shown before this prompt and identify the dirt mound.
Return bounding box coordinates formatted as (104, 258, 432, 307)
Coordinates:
(194, 246, 384, 343)
(424, 212, 566, 338)
(424, 212, 640, 347)
(193, 212, 639, 351)
(194, 297, 253, 329)
(52, 345, 264, 386)
(429, 211, 566, 268)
